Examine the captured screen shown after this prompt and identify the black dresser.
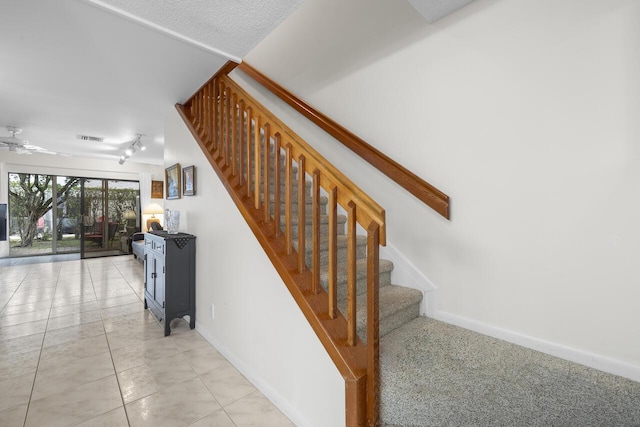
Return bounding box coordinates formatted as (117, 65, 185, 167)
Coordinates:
(144, 230, 196, 336)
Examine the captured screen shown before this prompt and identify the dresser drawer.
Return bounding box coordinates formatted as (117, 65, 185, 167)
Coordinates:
(144, 234, 165, 254)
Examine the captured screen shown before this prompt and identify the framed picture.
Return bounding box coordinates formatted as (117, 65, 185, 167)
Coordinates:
(183, 166, 196, 196)
(151, 180, 163, 199)
(165, 163, 181, 200)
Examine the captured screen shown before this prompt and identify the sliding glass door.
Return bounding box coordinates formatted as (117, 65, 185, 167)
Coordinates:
(81, 179, 140, 258)
(8, 172, 139, 259)
(8, 173, 80, 257)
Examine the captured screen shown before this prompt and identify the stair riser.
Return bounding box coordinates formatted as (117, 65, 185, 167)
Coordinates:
(320, 269, 392, 298)
(357, 303, 421, 344)
(260, 181, 311, 198)
(289, 219, 347, 239)
(267, 197, 328, 216)
(300, 238, 368, 268)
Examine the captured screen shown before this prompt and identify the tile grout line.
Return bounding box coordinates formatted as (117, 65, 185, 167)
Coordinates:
(0, 276, 21, 316)
(92, 258, 133, 427)
(21, 266, 62, 427)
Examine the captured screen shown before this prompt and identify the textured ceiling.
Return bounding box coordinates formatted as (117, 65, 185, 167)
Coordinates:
(86, 0, 304, 62)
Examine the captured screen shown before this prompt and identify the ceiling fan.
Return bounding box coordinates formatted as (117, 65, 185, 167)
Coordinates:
(0, 126, 63, 155)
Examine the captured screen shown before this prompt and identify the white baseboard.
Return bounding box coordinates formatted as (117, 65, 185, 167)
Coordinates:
(380, 242, 640, 382)
(431, 310, 640, 383)
(195, 324, 312, 427)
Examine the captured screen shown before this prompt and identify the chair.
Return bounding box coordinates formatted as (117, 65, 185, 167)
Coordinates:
(107, 222, 119, 248)
(130, 232, 145, 261)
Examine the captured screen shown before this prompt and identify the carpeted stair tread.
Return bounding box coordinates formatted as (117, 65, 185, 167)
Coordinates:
(349, 285, 422, 341)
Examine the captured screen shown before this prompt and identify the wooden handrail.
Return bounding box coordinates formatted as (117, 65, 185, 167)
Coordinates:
(237, 62, 450, 220)
(178, 67, 385, 426)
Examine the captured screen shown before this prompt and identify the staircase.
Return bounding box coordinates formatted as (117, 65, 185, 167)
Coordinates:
(272, 163, 424, 343)
(178, 66, 426, 426)
(277, 166, 425, 426)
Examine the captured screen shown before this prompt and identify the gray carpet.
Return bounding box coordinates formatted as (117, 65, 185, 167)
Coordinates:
(380, 317, 640, 426)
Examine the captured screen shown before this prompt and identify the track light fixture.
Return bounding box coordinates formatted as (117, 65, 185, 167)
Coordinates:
(117, 134, 145, 165)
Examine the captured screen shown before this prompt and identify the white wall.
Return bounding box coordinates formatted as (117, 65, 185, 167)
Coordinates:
(242, 0, 640, 380)
(163, 110, 345, 427)
(0, 151, 163, 257)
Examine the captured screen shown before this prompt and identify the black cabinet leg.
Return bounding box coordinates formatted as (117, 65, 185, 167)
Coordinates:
(164, 318, 171, 336)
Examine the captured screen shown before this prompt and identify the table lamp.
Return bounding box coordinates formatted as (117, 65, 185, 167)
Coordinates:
(123, 209, 137, 227)
(143, 203, 164, 231)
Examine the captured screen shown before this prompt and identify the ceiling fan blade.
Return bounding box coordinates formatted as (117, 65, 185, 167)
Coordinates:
(2, 127, 68, 156)
(14, 147, 33, 155)
(23, 144, 60, 155)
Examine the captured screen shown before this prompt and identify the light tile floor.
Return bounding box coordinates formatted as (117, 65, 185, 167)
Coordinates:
(0, 256, 295, 427)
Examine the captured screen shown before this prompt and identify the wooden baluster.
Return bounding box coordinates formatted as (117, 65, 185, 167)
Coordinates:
(204, 87, 208, 136)
(273, 133, 282, 237)
(209, 81, 215, 146)
(285, 144, 293, 254)
(194, 92, 200, 133)
(297, 155, 306, 273)
(223, 87, 229, 161)
(366, 222, 380, 427)
(231, 93, 238, 176)
(263, 123, 271, 223)
(208, 81, 214, 149)
(199, 90, 204, 135)
(238, 100, 245, 186)
(230, 93, 238, 170)
(311, 170, 321, 295)
(246, 108, 253, 197)
(328, 185, 338, 319)
(200, 90, 204, 135)
(212, 79, 218, 153)
(254, 117, 261, 210)
(220, 87, 230, 162)
(217, 80, 225, 156)
(193, 92, 198, 129)
(203, 84, 208, 143)
(194, 90, 200, 135)
(347, 201, 357, 346)
(220, 88, 225, 163)
(193, 96, 197, 120)
(224, 90, 235, 167)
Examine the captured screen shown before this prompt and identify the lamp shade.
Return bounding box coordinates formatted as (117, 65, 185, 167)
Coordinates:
(143, 203, 164, 216)
(123, 209, 136, 220)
